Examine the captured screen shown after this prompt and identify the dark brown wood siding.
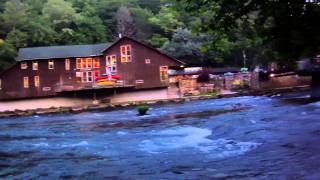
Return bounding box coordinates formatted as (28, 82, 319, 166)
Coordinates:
(0, 37, 182, 100)
(102, 38, 181, 89)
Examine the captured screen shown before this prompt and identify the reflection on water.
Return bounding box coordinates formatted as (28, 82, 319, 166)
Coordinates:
(1, 92, 320, 179)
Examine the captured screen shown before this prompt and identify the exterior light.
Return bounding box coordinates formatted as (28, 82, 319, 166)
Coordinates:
(270, 73, 275, 78)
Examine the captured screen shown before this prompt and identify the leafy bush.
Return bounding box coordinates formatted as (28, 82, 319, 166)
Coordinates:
(137, 105, 149, 116)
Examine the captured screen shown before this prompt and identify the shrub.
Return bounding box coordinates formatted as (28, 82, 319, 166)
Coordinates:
(137, 105, 149, 116)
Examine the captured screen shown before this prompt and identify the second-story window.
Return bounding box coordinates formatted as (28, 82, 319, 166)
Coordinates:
(81, 58, 86, 69)
(93, 57, 100, 68)
(76, 58, 97, 69)
(86, 58, 92, 69)
(48, 60, 54, 70)
(21, 62, 28, 69)
(120, 45, 132, 63)
(65, 59, 70, 70)
(32, 61, 38, 70)
(76, 58, 81, 69)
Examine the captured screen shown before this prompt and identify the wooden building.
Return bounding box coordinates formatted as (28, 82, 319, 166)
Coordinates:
(0, 37, 184, 101)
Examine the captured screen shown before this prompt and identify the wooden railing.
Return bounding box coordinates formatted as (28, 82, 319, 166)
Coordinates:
(55, 80, 135, 92)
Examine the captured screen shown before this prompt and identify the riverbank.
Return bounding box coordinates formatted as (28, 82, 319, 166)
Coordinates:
(0, 85, 310, 118)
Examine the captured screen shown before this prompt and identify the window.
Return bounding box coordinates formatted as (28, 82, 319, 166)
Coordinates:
(32, 61, 38, 70)
(93, 57, 100, 68)
(23, 77, 29, 88)
(34, 76, 40, 87)
(65, 59, 70, 70)
(82, 72, 87, 83)
(106, 55, 117, 74)
(81, 58, 86, 69)
(160, 66, 169, 81)
(48, 60, 54, 69)
(76, 58, 81, 69)
(87, 71, 93, 82)
(120, 45, 132, 63)
(145, 59, 151, 64)
(21, 62, 28, 69)
(81, 71, 93, 83)
(0, 79, 2, 90)
(77, 58, 97, 69)
(86, 58, 92, 69)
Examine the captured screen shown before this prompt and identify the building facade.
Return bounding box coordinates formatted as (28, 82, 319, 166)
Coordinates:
(0, 37, 183, 100)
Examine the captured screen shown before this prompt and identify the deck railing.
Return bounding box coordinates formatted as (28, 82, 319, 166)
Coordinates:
(55, 80, 135, 92)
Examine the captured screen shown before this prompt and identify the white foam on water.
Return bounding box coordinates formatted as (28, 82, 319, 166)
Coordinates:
(139, 126, 261, 158)
(309, 101, 320, 107)
(250, 120, 257, 124)
(117, 131, 128, 135)
(296, 94, 311, 99)
(33, 142, 49, 147)
(301, 112, 307, 115)
(61, 141, 89, 148)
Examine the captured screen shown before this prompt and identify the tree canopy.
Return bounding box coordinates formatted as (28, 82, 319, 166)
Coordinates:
(0, 0, 319, 71)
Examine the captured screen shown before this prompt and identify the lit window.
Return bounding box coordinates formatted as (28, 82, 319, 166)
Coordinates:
(86, 58, 92, 69)
(106, 55, 117, 74)
(76, 58, 81, 69)
(32, 61, 38, 70)
(93, 57, 100, 68)
(48, 60, 54, 70)
(23, 77, 29, 88)
(120, 45, 132, 63)
(21, 62, 28, 69)
(145, 59, 151, 64)
(0, 79, 2, 90)
(65, 59, 70, 70)
(160, 66, 169, 81)
(34, 76, 40, 87)
(81, 58, 86, 69)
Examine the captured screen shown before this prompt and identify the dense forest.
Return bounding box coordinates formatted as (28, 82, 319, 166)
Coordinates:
(0, 0, 319, 71)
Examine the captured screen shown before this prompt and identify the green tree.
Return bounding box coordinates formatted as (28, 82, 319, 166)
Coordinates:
(130, 7, 154, 41)
(0, 39, 16, 72)
(149, 6, 183, 33)
(5, 29, 28, 48)
(43, 0, 80, 30)
(0, 0, 29, 33)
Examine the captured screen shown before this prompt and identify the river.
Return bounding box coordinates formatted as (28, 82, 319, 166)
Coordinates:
(1, 92, 320, 179)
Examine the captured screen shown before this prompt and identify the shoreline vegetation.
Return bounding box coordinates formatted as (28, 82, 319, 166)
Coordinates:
(0, 85, 310, 118)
